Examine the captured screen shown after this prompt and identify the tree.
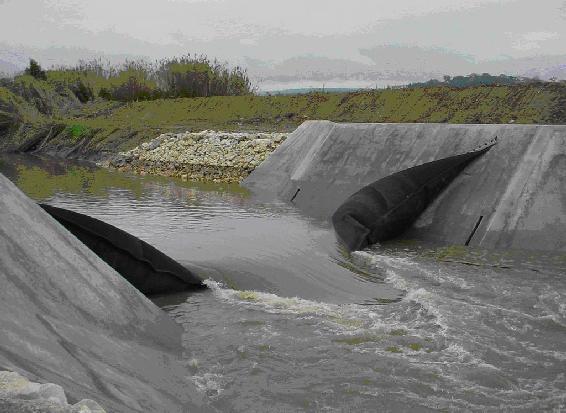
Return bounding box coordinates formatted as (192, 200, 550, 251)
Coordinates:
(24, 59, 47, 81)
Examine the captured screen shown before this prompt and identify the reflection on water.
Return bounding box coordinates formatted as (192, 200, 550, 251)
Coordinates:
(3, 153, 248, 200)
(0, 154, 400, 304)
(2, 154, 565, 412)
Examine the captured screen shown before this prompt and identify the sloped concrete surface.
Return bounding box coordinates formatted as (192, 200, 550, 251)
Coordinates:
(0, 173, 204, 412)
(244, 121, 566, 251)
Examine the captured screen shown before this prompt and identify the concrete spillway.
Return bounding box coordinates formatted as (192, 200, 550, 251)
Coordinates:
(244, 121, 566, 252)
(0, 173, 203, 412)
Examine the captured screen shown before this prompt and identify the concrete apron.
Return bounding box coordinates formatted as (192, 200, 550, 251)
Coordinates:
(244, 121, 566, 252)
(0, 173, 204, 413)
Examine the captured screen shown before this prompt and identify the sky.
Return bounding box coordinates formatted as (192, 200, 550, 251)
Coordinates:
(1, 0, 565, 87)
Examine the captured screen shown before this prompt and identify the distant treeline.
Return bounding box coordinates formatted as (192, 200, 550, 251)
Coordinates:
(406, 73, 544, 89)
(8, 56, 255, 102)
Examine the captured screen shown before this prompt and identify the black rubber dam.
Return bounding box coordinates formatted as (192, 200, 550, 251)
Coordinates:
(40, 203, 205, 295)
(243, 122, 566, 252)
(331, 140, 496, 251)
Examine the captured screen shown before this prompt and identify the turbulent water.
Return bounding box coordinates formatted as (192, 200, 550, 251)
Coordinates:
(2, 154, 566, 412)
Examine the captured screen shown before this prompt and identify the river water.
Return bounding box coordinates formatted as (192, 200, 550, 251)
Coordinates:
(2, 154, 566, 412)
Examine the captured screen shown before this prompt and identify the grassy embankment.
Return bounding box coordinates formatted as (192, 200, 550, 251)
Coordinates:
(0, 79, 53, 150)
(65, 82, 566, 152)
(1, 74, 566, 156)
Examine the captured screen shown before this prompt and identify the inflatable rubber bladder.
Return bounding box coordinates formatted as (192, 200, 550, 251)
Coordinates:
(40, 203, 204, 295)
(245, 121, 566, 251)
(0, 172, 205, 412)
(332, 140, 496, 251)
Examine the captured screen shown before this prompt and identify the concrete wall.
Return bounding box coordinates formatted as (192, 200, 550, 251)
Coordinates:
(244, 121, 566, 252)
(0, 173, 204, 412)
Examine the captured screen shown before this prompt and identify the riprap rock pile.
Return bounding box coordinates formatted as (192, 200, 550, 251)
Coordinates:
(0, 371, 105, 413)
(109, 130, 287, 182)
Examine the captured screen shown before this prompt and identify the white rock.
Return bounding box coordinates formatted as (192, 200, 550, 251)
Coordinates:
(0, 371, 67, 405)
(71, 399, 106, 413)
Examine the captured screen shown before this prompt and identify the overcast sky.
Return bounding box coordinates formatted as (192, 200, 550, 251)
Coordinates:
(1, 0, 565, 84)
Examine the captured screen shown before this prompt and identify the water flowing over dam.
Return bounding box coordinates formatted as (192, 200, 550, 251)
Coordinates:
(1, 118, 565, 411)
(244, 121, 566, 251)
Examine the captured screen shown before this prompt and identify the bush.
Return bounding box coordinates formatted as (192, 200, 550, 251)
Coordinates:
(107, 76, 156, 101)
(69, 78, 94, 103)
(67, 124, 88, 140)
(154, 54, 255, 98)
(98, 87, 112, 100)
(24, 59, 47, 81)
(43, 54, 256, 102)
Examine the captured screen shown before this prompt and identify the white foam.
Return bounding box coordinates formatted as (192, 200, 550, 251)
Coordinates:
(205, 279, 403, 335)
(355, 252, 453, 334)
(190, 373, 225, 398)
(204, 279, 342, 317)
(384, 268, 411, 291)
(353, 251, 414, 269)
(441, 343, 499, 369)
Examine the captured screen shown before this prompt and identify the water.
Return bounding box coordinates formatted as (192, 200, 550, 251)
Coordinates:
(2, 154, 566, 412)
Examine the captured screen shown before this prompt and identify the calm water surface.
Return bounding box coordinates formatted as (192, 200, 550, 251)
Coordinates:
(2, 154, 565, 412)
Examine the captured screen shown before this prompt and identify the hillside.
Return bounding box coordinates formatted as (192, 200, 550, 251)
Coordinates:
(1, 80, 566, 160)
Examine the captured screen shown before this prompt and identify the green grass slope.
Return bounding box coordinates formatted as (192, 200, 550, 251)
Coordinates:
(2, 82, 566, 157)
(0, 85, 54, 151)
